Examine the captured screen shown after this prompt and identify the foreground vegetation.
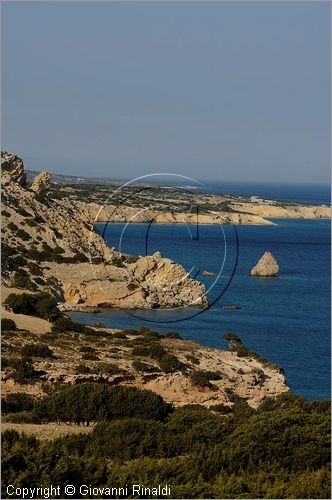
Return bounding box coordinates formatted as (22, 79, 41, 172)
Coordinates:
(1, 293, 330, 498)
(2, 384, 330, 499)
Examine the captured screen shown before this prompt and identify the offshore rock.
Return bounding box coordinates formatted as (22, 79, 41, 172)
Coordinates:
(250, 251, 279, 277)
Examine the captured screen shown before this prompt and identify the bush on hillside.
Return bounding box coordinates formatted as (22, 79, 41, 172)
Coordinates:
(4, 292, 61, 321)
(34, 383, 172, 424)
(190, 370, 222, 389)
(11, 357, 37, 383)
(21, 343, 54, 358)
(51, 317, 92, 333)
(1, 318, 17, 331)
(2, 393, 35, 414)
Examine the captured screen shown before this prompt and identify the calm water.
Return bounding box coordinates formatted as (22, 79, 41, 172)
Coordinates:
(200, 181, 331, 206)
(71, 219, 331, 400)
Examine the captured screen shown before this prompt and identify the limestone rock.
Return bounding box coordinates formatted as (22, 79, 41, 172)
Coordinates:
(1, 151, 26, 186)
(30, 171, 51, 194)
(201, 271, 217, 276)
(250, 251, 279, 277)
(1, 150, 208, 310)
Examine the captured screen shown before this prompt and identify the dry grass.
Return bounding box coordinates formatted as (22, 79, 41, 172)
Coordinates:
(2, 422, 93, 440)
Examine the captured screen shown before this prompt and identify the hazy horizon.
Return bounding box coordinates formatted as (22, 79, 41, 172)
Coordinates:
(2, 1, 330, 184)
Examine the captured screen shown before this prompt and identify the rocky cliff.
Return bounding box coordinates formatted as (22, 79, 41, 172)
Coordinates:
(1, 152, 206, 310)
(76, 201, 275, 226)
(1, 326, 288, 408)
(232, 202, 330, 220)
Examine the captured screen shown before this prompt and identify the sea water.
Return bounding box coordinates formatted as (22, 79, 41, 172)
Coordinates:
(71, 218, 331, 400)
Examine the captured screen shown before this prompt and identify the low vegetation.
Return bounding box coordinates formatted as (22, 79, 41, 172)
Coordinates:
(4, 292, 62, 321)
(1, 387, 330, 498)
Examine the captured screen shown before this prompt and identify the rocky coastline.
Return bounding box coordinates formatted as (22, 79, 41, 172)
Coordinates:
(1, 152, 206, 312)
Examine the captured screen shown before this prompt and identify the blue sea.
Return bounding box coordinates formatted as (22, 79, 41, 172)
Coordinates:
(71, 184, 331, 401)
(200, 181, 331, 206)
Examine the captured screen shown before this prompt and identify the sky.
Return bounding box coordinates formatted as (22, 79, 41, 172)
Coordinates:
(2, 1, 330, 184)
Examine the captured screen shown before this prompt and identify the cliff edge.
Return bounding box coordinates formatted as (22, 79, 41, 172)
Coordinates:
(1, 152, 206, 310)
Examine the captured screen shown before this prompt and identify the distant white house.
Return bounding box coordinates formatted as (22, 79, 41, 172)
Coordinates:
(262, 199, 276, 205)
(250, 196, 276, 205)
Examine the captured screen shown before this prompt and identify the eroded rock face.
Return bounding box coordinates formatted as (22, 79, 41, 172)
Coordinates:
(30, 171, 51, 194)
(2, 151, 207, 310)
(250, 251, 279, 277)
(1, 151, 26, 187)
(49, 253, 207, 310)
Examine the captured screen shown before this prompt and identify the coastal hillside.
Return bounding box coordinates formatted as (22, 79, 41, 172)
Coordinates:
(41, 174, 330, 225)
(1, 151, 206, 311)
(1, 316, 287, 408)
(1, 310, 329, 499)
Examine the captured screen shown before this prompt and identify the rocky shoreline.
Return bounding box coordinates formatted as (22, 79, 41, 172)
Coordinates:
(1, 151, 207, 311)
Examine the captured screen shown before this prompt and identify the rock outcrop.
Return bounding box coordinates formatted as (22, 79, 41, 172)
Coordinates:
(30, 171, 51, 194)
(232, 202, 330, 220)
(1, 151, 207, 310)
(77, 201, 275, 226)
(250, 251, 279, 277)
(1, 151, 26, 187)
(1, 327, 289, 408)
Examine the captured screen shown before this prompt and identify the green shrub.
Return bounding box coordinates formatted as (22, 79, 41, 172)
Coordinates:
(165, 331, 182, 340)
(12, 271, 37, 291)
(82, 352, 99, 361)
(132, 345, 149, 357)
(51, 317, 91, 333)
(34, 383, 172, 424)
(4, 411, 42, 424)
(2, 393, 35, 413)
(132, 360, 158, 373)
(224, 388, 243, 403)
(127, 282, 139, 291)
(112, 257, 125, 267)
(97, 363, 123, 375)
(8, 222, 18, 231)
(21, 343, 53, 358)
(33, 277, 46, 286)
(11, 357, 36, 383)
(123, 328, 140, 336)
(1, 318, 17, 331)
(146, 343, 167, 361)
(185, 354, 200, 365)
(28, 262, 43, 276)
(190, 370, 222, 388)
(79, 346, 95, 353)
(16, 229, 31, 241)
(125, 254, 140, 264)
(8, 255, 28, 268)
(1, 358, 11, 369)
(223, 332, 242, 344)
(75, 364, 91, 374)
(143, 330, 164, 340)
(158, 354, 183, 373)
(89, 418, 178, 460)
(211, 403, 233, 414)
(139, 326, 152, 334)
(25, 219, 38, 227)
(112, 331, 127, 339)
(17, 208, 30, 217)
(83, 329, 110, 338)
(5, 292, 61, 321)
